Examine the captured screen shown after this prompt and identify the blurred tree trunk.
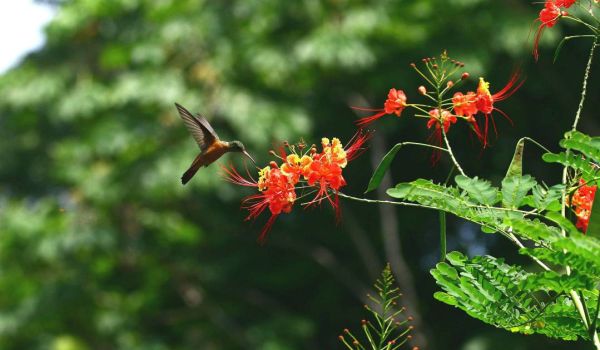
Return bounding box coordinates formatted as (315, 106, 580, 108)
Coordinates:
(370, 132, 432, 350)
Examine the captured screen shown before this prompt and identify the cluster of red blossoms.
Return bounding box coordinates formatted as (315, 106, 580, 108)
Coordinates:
(223, 132, 370, 242)
(534, 0, 578, 60)
(354, 55, 523, 163)
(570, 179, 598, 232)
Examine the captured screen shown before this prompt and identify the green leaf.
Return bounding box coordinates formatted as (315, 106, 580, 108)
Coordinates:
(560, 131, 600, 163)
(432, 254, 588, 340)
(505, 138, 525, 178)
(521, 247, 600, 281)
(505, 217, 562, 242)
(386, 179, 464, 212)
(436, 262, 459, 280)
(520, 271, 595, 293)
(446, 251, 467, 266)
(545, 211, 580, 237)
(455, 175, 499, 206)
(434, 291, 458, 306)
(542, 152, 598, 181)
(501, 175, 537, 208)
(521, 231, 600, 281)
(552, 233, 600, 270)
(365, 143, 403, 193)
(531, 184, 564, 212)
(481, 226, 497, 234)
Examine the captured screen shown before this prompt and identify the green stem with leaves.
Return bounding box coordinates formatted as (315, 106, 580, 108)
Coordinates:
(560, 32, 600, 349)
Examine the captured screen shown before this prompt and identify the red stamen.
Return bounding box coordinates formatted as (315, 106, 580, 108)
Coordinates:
(257, 215, 279, 244)
(355, 111, 387, 127)
(492, 70, 524, 102)
(346, 129, 373, 161)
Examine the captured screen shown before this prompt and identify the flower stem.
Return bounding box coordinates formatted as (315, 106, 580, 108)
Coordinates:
(337, 192, 437, 210)
(434, 74, 466, 176)
(571, 34, 598, 131)
(441, 127, 466, 176)
(564, 16, 600, 34)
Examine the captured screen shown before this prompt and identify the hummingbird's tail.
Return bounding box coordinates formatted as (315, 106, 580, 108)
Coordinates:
(181, 158, 203, 185)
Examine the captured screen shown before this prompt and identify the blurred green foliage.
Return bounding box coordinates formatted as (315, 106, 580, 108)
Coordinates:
(0, 0, 598, 349)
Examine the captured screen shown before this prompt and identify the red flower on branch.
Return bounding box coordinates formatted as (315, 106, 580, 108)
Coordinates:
(223, 163, 297, 242)
(427, 109, 457, 164)
(305, 131, 371, 217)
(222, 131, 370, 242)
(452, 91, 483, 141)
(473, 72, 523, 147)
(354, 88, 407, 127)
(556, 0, 576, 8)
(534, 0, 567, 60)
(452, 91, 478, 117)
(571, 179, 597, 233)
(280, 154, 312, 183)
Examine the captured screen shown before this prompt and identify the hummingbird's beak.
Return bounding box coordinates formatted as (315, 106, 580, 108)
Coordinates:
(243, 150, 257, 165)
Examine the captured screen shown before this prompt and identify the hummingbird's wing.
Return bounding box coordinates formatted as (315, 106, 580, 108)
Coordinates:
(175, 103, 219, 151)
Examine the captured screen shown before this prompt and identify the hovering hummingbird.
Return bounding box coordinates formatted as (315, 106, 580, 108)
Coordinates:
(175, 103, 256, 185)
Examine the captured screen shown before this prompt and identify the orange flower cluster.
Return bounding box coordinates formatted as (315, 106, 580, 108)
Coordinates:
(353, 54, 522, 158)
(223, 131, 370, 242)
(451, 74, 523, 147)
(571, 179, 597, 233)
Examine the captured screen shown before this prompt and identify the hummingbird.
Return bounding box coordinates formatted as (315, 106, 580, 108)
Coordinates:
(175, 103, 256, 185)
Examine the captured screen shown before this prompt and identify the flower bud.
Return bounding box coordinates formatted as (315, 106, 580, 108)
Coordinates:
(447, 81, 454, 88)
(418, 86, 427, 95)
(461, 72, 470, 80)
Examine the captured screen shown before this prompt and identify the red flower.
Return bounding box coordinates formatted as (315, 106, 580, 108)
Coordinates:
(534, 0, 567, 60)
(556, 0, 576, 8)
(452, 91, 478, 117)
(222, 163, 297, 242)
(427, 109, 457, 164)
(384, 88, 408, 116)
(223, 132, 370, 242)
(354, 88, 407, 127)
(280, 154, 312, 183)
(571, 179, 597, 233)
(452, 91, 483, 142)
(473, 72, 523, 147)
(305, 131, 371, 217)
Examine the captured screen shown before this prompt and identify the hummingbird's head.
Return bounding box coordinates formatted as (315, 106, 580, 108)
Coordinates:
(229, 141, 246, 152)
(229, 141, 257, 165)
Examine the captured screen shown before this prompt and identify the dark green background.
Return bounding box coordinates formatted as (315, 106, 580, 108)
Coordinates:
(0, 0, 598, 349)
